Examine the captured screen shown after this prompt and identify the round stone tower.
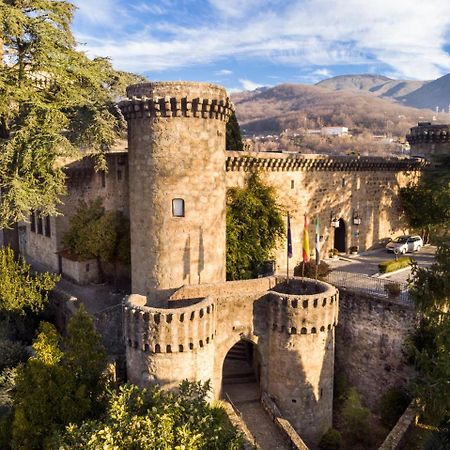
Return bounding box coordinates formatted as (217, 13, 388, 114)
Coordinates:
(120, 82, 233, 301)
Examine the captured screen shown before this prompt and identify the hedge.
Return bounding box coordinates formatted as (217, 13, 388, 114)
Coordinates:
(378, 257, 412, 274)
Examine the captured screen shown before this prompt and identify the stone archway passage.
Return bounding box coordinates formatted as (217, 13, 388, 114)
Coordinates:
(221, 340, 289, 450)
(334, 218, 346, 253)
(222, 340, 258, 386)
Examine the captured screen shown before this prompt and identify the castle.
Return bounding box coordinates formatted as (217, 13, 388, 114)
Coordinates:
(19, 81, 428, 447)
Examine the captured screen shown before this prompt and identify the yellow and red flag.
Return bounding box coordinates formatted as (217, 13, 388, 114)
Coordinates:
(302, 214, 310, 263)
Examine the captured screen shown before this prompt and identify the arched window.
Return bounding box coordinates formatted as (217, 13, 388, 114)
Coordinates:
(172, 198, 185, 217)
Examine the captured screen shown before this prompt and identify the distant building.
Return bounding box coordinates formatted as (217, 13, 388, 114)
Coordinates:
(321, 126, 349, 136)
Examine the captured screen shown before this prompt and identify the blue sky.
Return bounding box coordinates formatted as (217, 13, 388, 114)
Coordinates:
(72, 0, 450, 92)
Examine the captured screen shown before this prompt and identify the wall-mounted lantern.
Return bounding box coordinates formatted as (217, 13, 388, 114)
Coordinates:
(331, 218, 340, 228)
(353, 216, 362, 226)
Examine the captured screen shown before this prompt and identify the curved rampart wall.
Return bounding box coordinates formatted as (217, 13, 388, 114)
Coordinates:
(266, 279, 339, 447)
(125, 294, 216, 389)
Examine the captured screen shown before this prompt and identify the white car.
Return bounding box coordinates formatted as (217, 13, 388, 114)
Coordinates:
(386, 235, 423, 254)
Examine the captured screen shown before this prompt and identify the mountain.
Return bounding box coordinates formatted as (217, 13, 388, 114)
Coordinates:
(316, 74, 429, 100)
(232, 83, 433, 136)
(399, 73, 450, 111)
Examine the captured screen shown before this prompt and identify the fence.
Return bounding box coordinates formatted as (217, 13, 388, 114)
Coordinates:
(325, 271, 410, 302)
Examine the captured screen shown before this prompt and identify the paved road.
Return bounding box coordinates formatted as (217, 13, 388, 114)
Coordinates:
(326, 245, 436, 283)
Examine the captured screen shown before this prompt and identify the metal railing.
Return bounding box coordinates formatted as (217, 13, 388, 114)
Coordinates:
(325, 270, 410, 302)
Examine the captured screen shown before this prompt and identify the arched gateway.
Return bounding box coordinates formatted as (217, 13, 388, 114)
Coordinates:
(124, 277, 339, 447)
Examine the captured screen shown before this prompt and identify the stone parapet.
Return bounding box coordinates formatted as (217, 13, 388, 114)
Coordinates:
(407, 123, 450, 145)
(226, 152, 426, 172)
(124, 294, 215, 354)
(120, 82, 234, 122)
(267, 278, 339, 335)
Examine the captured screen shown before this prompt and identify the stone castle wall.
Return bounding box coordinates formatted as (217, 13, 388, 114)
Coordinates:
(124, 276, 339, 447)
(226, 152, 420, 269)
(24, 153, 129, 273)
(335, 290, 417, 409)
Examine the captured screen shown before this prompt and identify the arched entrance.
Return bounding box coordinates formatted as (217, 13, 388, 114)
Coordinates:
(334, 218, 346, 253)
(222, 340, 260, 391)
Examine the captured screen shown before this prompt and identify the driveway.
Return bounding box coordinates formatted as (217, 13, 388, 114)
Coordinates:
(326, 245, 436, 283)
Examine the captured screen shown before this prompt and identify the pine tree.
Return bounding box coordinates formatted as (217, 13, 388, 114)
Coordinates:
(0, 0, 146, 227)
(226, 111, 244, 151)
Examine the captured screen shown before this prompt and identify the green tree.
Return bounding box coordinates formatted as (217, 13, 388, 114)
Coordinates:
(0, 246, 58, 315)
(409, 242, 450, 423)
(55, 381, 243, 450)
(0, 0, 145, 227)
(341, 388, 371, 445)
(400, 155, 450, 243)
(226, 111, 244, 151)
(226, 172, 284, 280)
(12, 322, 90, 449)
(62, 198, 130, 283)
(63, 305, 106, 399)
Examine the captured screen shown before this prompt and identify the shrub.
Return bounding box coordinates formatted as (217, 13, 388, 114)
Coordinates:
(384, 282, 402, 298)
(319, 428, 342, 450)
(379, 387, 411, 428)
(341, 388, 371, 444)
(378, 257, 412, 274)
(293, 260, 331, 279)
(334, 373, 349, 408)
(0, 339, 28, 372)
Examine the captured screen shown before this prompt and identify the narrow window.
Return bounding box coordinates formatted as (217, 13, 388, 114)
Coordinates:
(342, 178, 346, 188)
(101, 171, 106, 188)
(30, 212, 36, 233)
(117, 170, 122, 181)
(45, 216, 51, 237)
(291, 180, 295, 189)
(172, 198, 185, 217)
(37, 215, 43, 235)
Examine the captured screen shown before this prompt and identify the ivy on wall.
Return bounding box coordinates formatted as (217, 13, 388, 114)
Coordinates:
(226, 172, 284, 280)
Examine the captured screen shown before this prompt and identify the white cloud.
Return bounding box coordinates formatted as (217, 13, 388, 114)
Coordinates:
(312, 68, 332, 78)
(215, 69, 233, 76)
(239, 79, 266, 91)
(73, 0, 450, 80)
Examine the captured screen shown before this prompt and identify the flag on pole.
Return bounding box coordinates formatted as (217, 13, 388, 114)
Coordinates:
(302, 214, 310, 263)
(287, 213, 293, 258)
(315, 216, 320, 265)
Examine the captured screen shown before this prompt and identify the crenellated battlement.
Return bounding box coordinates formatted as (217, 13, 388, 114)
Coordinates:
(267, 278, 339, 335)
(226, 151, 426, 172)
(124, 294, 216, 354)
(119, 81, 234, 122)
(407, 123, 450, 144)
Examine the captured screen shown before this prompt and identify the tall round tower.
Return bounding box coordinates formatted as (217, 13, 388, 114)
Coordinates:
(120, 82, 233, 301)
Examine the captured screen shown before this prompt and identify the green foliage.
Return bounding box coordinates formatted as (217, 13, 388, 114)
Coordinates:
(62, 198, 130, 280)
(226, 173, 284, 280)
(319, 428, 342, 450)
(379, 387, 411, 428)
(0, 246, 59, 314)
(408, 242, 450, 423)
(0, 366, 19, 415)
(400, 155, 450, 242)
(378, 256, 412, 274)
(0, 339, 27, 372)
(55, 380, 243, 450)
(226, 111, 244, 151)
(64, 305, 107, 398)
(341, 388, 371, 445)
(293, 260, 331, 279)
(11, 312, 108, 449)
(384, 282, 402, 297)
(12, 322, 90, 448)
(0, 0, 146, 227)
